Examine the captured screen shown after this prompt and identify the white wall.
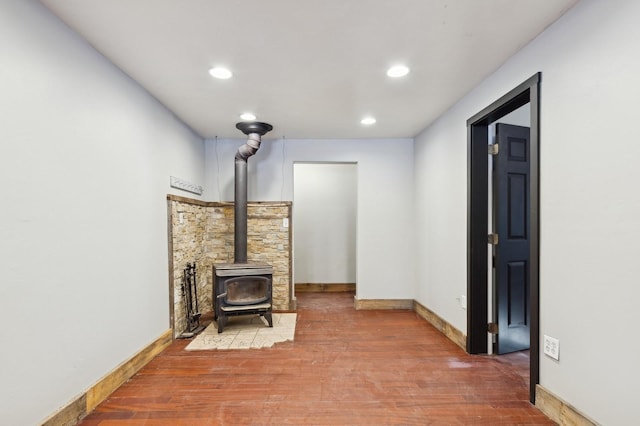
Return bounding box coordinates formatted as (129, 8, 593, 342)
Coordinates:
(0, 1, 205, 424)
(293, 163, 357, 284)
(414, 0, 640, 424)
(205, 137, 414, 300)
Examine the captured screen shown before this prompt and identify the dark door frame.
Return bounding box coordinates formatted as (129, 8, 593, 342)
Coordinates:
(466, 72, 541, 403)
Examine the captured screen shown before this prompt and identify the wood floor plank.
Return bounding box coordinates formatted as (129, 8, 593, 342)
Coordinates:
(80, 292, 553, 425)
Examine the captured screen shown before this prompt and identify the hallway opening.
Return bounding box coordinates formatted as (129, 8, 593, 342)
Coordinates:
(292, 162, 357, 296)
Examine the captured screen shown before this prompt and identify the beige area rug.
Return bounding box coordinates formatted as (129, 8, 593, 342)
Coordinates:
(185, 313, 297, 351)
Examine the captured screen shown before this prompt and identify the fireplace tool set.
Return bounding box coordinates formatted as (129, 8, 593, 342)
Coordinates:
(179, 262, 204, 338)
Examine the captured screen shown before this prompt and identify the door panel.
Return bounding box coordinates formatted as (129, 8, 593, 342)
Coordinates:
(494, 123, 530, 354)
(508, 174, 527, 238)
(508, 261, 527, 326)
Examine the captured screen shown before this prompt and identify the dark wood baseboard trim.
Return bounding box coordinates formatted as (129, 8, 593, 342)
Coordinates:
(413, 300, 467, 351)
(41, 329, 173, 426)
(295, 283, 356, 292)
(354, 298, 414, 310)
(535, 385, 597, 425)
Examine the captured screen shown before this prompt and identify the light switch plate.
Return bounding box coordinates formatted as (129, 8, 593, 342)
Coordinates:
(543, 335, 560, 360)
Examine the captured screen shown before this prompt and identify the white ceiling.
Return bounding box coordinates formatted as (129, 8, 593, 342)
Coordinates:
(39, 0, 578, 139)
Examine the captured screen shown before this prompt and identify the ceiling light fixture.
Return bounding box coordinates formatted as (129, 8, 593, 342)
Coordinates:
(240, 113, 256, 121)
(361, 117, 376, 125)
(209, 67, 233, 79)
(386, 65, 410, 78)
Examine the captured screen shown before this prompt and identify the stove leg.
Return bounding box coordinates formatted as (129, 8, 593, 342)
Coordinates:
(217, 315, 227, 333)
(264, 312, 273, 328)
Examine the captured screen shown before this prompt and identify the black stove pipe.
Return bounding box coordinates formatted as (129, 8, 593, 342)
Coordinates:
(234, 122, 273, 263)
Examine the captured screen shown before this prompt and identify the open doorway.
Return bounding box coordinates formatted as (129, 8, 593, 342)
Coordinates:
(467, 73, 541, 403)
(489, 105, 531, 355)
(293, 162, 357, 295)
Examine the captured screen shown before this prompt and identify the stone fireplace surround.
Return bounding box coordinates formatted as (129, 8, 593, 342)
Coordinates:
(168, 195, 293, 337)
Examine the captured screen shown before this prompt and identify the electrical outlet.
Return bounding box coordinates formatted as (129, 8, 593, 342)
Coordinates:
(283, 218, 289, 228)
(543, 335, 560, 360)
(455, 295, 467, 310)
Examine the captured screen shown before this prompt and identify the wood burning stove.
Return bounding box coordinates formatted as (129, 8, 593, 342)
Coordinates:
(213, 263, 273, 333)
(213, 121, 275, 333)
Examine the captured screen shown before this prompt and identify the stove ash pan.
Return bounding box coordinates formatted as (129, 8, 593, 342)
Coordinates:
(213, 263, 273, 333)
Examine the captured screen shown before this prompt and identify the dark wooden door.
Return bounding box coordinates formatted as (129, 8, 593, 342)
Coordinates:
(493, 123, 530, 354)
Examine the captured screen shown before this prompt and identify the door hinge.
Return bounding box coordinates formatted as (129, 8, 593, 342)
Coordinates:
(487, 233, 499, 245)
(488, 322, 499, 334)
(488, 143, 499, 155)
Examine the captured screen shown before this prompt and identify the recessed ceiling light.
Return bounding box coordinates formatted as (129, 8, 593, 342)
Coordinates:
(209, 67, 233, 79)
(361, 117, 376, 125)
(386, 65, 410, 78)
(240, 112, 256, 121)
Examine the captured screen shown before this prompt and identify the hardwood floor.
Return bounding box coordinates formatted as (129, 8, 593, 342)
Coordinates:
(80, 292, 553, 425)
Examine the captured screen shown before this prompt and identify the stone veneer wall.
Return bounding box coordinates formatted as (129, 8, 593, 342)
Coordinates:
(168, 195, 293, 337)
(169, 198, 208, 337)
